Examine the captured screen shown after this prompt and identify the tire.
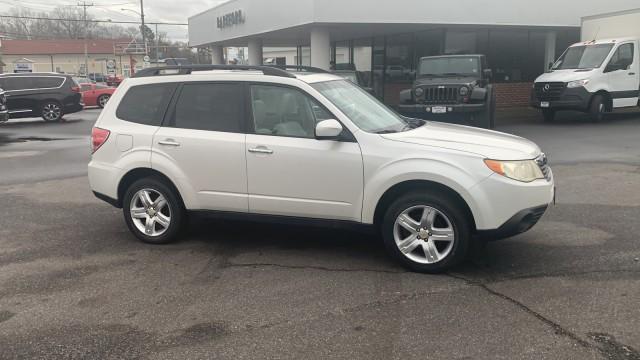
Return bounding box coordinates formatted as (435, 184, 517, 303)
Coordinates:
(97, 94, 111, 109)
(381, 191, 472, 273)
(41, 101, 63, 122)
(589, 94, 606, 122)
(476, 86, 496, 129)
(542, 109, 555, 123)
(122, 177, 185, 244)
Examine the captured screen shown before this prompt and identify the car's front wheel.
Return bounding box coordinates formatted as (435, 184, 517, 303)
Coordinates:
(97, 94, 111, 109)
(123, 178, 185, 244)
(41, 101, 63, 122)
(381, 191, 471, 273)
(542, 109, 555, 123)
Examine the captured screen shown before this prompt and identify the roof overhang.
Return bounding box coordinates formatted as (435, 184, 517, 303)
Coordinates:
(189, 0, 640, 47)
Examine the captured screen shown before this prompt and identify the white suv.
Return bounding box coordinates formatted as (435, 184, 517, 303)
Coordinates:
(89, 65, 554, 273)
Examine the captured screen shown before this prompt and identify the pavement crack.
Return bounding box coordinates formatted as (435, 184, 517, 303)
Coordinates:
(483, 268, 640, 284)
(447, 273, 604, 357)
(226, 262, 406, 274)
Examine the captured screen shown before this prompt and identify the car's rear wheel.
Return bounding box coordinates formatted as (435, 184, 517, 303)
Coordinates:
(97, 94, 111, 109)
(123, 178, 185, 244)
(542, 109, 555, 123)
(381, 191, 471, 273)
(41, 101, 63, 122)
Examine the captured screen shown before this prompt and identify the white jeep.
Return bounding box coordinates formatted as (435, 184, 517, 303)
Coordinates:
(89, 65, 554, 273)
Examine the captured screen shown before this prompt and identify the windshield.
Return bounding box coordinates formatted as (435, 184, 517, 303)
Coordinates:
(312, 80, 410, 133)
(419, 57, 480, 77)
(552, 44, 614, 70)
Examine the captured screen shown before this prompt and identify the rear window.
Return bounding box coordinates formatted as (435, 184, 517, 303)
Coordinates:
(116, 83, 176, 126)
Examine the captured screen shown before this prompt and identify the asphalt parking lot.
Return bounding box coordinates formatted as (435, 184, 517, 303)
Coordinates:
(1, 109, 639, 359)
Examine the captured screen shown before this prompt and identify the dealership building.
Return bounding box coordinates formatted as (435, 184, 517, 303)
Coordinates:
(189, 0, 640, 106)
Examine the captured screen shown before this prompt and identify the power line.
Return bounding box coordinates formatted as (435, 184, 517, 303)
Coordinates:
(0, 14, 187, 25)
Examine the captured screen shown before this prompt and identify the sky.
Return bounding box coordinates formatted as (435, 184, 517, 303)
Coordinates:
(1, 0, 229, 42)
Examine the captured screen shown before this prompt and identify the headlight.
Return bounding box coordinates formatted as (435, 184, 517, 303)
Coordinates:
(484, 159, 544, 182)
(414, 87, 424, 97)
(567, 79, 589, 88)
(459, 86, 469, 96)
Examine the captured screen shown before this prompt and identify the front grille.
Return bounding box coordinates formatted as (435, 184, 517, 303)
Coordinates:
(422, 86, 459, 104)
(0, 92, 6, 111)
(536, 153, 551, 181)
(534, 82, 566, 101)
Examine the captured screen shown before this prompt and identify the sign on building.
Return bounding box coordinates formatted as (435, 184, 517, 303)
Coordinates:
(14, 62, 33, 73)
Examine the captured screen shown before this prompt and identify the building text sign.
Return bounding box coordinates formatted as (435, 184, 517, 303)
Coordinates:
(217, 10, 245, 29)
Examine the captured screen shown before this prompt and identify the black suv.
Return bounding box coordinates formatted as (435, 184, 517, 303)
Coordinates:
(398, 54, 496, 129)
(0, 90, 8, 123)
(0, 73, 84, 122)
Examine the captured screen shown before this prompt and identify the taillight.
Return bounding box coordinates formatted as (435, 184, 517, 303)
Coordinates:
(91, 127, 110, 154)
(71, 86, 80, 93)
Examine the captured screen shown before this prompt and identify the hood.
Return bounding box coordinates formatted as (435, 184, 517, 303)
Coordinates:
(414, 76, 478, 86)
(535, 69, 596, 83)
(381, 121, 541, 160)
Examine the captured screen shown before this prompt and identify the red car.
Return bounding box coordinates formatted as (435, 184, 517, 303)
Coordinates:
(106, 74, 124, 87)
(80, 83, 116, 108)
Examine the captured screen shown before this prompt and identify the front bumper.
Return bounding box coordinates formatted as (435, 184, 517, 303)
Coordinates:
(0, 111, 8, 123)
(476, 205, 548, 241)
(530, 86, 591, 111)
(398, 103, 485, 115)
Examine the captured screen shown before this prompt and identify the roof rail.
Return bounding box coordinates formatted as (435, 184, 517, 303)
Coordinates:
(132, 65, 297, 78)
(266, 65, 329, 74)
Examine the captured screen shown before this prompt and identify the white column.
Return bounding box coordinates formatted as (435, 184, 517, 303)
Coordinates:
(310, 26, 330, 70)
(248, 38, 263, 65)
(211, 45, 224, 65)
(544, 31, 557, 71)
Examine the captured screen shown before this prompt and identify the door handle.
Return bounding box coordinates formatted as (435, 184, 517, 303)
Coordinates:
(158, 139, 180, 147)
(629, 72, 636, 75)
(248, 146, 273, 154)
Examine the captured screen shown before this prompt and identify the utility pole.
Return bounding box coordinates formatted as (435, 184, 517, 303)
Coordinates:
(139, 0, 147, 56)
(77, 1, 94, 76)
(155, 23, 159, 64)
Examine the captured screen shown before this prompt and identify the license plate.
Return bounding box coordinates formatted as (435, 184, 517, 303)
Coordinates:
(540, 101, 550, 108)
(432, 106, 447, 114)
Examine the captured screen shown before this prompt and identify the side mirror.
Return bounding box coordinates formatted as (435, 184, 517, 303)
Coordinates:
(315, 119, 343, 140)
(483, 68, 493, 80)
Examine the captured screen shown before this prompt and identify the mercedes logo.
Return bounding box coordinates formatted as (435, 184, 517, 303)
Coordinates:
(543, 84, 550, 92)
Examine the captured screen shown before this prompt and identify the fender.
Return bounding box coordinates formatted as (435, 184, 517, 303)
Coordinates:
(362, 156, 491, 227)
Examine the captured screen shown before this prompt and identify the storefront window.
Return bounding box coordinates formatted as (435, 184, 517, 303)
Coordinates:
(384, 33, 414, 105)
(445, 31, 477, 54)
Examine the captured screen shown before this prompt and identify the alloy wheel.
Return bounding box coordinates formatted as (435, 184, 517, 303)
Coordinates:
(130, 188, 171, 237)
(393, 205, 455, 264)
(99, 95, 110, 107)
(43, 103, 62, 121)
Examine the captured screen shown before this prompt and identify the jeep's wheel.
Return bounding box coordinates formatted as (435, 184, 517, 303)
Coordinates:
(381, 192, 471, 273)
(123, 177, 185, 244)
(542, 109, 555, 123)
(590, 94, 606, 122)
(476, 86, 496, 129)
(41, 101, 63, 122)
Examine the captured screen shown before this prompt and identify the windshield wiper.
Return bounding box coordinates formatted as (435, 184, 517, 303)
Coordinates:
(375, 129, 399, 134)
(442, 72, 464, 76)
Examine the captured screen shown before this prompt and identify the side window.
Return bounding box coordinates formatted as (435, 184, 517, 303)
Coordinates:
(4, 77, 34, 91)
(34, 77, 64, 88)
(608, 43, 634, 70)
(116, 83, 176, 126)
(250, 85, 331, 138)
(171, 83, 243, 133)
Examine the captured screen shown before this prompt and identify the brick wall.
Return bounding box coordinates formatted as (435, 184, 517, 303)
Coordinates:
(493, 82, 533, 108)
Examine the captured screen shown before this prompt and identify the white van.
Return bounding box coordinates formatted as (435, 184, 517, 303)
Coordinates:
(531, 38, 640, 122)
